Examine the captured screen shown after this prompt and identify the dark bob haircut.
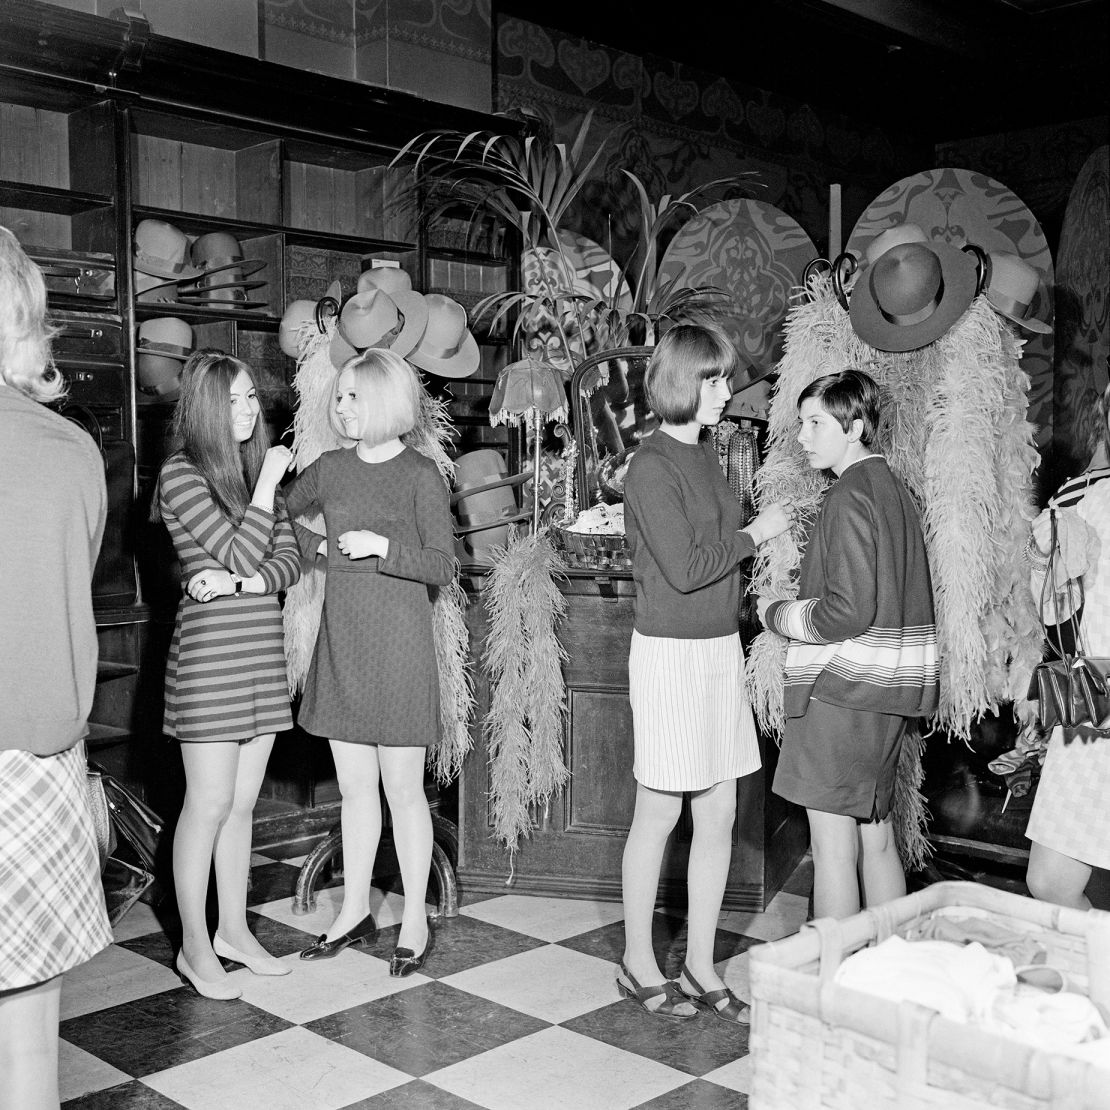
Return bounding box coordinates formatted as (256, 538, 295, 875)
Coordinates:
(797, 368, 882, 448)
(644, 323, 737, 424)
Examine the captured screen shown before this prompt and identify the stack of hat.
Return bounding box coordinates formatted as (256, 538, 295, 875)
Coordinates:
(849, 224, 978, 353)
(277, 266, 481, 380)
(450, 448, 533, 566)
(132, 220, 268, 310)
(136, 317, 193, 399)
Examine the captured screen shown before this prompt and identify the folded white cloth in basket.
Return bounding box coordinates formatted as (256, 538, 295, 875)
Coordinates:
(837, 935, 1110, 1058)
(835, 936, 1015, 1025)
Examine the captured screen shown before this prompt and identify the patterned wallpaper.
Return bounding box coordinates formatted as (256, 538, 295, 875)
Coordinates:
(494, 16, 933, 268)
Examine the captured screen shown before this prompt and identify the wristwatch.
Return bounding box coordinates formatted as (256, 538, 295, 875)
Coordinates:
(232, 574, 243, 594)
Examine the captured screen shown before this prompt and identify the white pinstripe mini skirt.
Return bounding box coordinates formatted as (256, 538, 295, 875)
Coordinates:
(628, 630, 761, 791)
(0, 743, 113, 990)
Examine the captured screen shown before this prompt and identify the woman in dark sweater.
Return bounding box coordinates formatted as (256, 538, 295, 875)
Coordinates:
(619, 324, 790, 1022)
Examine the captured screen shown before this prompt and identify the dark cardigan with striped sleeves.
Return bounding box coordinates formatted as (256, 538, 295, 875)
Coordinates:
(763, 455, 939, 720)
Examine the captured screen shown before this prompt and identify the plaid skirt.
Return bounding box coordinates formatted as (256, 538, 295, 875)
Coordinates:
(0, 744, 113, 990)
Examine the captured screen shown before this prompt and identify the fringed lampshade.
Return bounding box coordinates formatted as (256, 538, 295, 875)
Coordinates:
(489, 358, 568, 532)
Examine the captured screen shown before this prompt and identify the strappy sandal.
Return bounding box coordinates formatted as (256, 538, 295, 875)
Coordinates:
(615, 961, 699, 1019)
(678, 964, 750, 1025)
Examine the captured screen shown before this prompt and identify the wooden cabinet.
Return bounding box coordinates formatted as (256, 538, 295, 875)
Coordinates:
(458, 571, 808, 911)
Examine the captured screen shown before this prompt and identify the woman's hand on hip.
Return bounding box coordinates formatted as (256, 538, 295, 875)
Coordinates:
(187, 568, 234, 602)
(337, 530, 389, 560)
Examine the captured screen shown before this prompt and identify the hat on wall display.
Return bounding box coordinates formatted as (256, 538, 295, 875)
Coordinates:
(657, 198, 817, 405)
(983, 252, 1053, 334)
(406, 293, 480, 379)
(848, 226, 978, 352)
(328, 286, 429, 369)
(136, 317, 193, 399)
(846, 168, 1054, 442)
(178, 231, 268, 309)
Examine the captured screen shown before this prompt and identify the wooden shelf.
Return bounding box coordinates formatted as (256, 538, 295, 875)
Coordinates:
(96, 660, 139, 683)
(0, 181, 112, 213)
(86, 721, 132, 748)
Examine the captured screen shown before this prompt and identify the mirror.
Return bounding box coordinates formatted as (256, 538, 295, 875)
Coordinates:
(570, 347, 656, 510)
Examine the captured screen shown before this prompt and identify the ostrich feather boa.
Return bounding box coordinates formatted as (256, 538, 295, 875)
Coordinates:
(281, 315, 474, 782)
(481, 530, 569, 853)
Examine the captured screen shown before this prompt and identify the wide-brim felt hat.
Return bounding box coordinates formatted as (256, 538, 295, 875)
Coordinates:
(450, 468, 535, 507)
(188, 232, 267, 281)
(135, 270, 181, 303)
(133, 219, 201, 280)
(984, 251, 1052, 334)
(850, 239, 977, 352)
(179, 277, 268, 295)
(177, 287, 269, 310)
(406, 293, 480, 379)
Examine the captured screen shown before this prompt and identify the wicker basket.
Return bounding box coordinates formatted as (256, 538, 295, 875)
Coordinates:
(749, 881, 1110, 1110)
(550, 524, 631, 572)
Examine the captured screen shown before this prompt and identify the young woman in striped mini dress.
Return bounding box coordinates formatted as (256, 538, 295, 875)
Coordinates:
(620, 324, 792, 1022)
(157, 352, 301, 999)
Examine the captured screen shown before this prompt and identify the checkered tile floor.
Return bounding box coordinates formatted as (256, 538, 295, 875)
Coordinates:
(59, 849, 813, 1110)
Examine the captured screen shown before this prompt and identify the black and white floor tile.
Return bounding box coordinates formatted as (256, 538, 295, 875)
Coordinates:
(58, 850, 813, 1110)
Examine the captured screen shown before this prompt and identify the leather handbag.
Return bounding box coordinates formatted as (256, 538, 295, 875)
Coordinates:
(85, 763, 117, 873)
(1030, 508, 1110, 736)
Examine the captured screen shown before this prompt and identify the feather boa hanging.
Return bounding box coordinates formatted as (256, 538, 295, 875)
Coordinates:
(746, 275, 1041, 866)
(281, 314, 474, 781)
(481, 530, 569, 852)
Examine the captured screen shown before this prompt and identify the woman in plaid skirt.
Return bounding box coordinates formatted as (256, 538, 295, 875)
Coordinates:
(0, 226, 113, 1110)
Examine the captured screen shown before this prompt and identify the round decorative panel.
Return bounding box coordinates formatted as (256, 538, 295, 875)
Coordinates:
(658, 198, 818, 375)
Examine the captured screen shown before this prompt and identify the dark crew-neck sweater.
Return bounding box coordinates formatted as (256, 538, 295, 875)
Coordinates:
(624, 429, 755, 639)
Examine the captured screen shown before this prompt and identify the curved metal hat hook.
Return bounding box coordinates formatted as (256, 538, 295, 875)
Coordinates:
(961, 243, 991, 298)
(314, 294, 340, 333)
(830, 252, 858, 312)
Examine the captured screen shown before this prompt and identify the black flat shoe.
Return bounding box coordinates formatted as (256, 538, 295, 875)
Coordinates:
(299, 911, 377, 961)
(389, 923, 434, 977)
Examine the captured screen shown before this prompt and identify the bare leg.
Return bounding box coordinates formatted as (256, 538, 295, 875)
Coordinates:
(379, 746, 432, 953)
(328, 740, 382, 939)
(620, 783, 695, 1013)
(175, 743, 239, 981)
(1027, 841, 1092, 910)
(681, 780, 737, 994)
(212, 734, 276, 956)
(807, 808, 862, 920)
(0, 977, 62, 1110)
(858, 816, 905, 909)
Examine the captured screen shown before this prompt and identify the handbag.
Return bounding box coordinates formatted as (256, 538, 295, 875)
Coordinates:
(85, 764, 117, 873)
(1030, 508, 1110, 737)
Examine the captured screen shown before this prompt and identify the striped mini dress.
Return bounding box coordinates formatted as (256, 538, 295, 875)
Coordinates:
(159, 455, 301, 743)
(0, 742, 112, 989)
(629, 630, 761, 791)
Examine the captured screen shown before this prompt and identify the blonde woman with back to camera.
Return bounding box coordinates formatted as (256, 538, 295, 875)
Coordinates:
(0, 225, 113, 1110)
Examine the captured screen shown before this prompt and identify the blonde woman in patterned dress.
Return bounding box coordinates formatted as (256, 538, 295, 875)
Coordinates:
(0, 226, 113, 1110)
(1026, 391, 1110, 910)
(157, 352, 300, 998)
(285, 349, 453, 976)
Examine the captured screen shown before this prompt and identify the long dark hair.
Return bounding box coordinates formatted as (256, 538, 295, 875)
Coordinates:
(170, 350, 270, 521)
